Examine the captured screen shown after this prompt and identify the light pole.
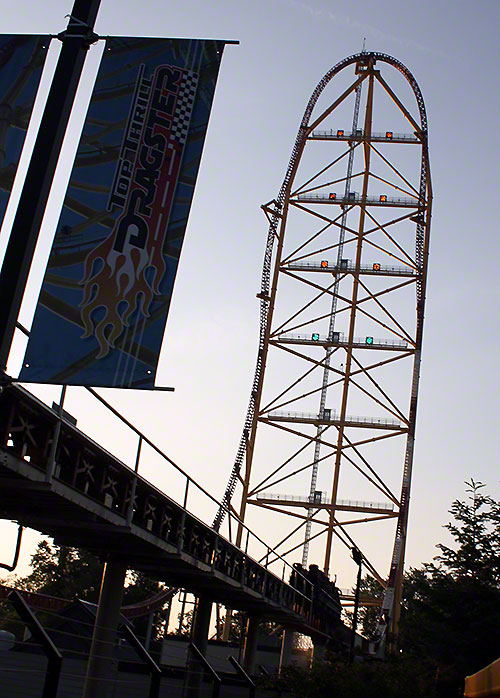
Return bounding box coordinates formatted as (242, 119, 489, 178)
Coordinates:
(0, 0, 102, 370)
(349, 546, 363, 663)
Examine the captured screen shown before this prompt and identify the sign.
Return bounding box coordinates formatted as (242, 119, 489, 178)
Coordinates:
(20, 38, 225, 388)
(0, 35, 48, 226)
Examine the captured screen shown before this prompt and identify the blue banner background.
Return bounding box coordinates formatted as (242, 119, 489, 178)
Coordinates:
(21, 38, 225, 388)
(0, 35, 48, 226)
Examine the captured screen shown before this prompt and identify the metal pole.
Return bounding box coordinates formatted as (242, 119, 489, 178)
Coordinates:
(127, 435, 142, 525)
(46, 384, 66, 482)
(0, 0, 101, 369)
(349, 547, 363, 664)
(8, 590, 63, 698)
(324, 67, 376, 575)
(278, 628, 294, 674)
(178, 589, 188, 635)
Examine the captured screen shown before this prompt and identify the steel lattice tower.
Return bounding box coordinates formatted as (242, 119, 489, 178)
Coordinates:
(215, 51, 432, 645)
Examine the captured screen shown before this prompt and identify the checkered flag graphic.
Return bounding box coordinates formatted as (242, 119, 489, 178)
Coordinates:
(170, 71, 199, 145)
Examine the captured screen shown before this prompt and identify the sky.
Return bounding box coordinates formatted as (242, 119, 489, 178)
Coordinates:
(0, 0, 498, 600)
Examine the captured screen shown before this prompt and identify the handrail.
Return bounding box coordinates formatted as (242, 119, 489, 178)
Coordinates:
(188, 642, 222, 698)
(310, 129, 419, 142)
(266, 409, 401, 427)
(296, 192, 420, 206)
(12, 322, 311, 594)
(8, 590, 63, 698)
(286, 260, 417, 274)
(121, 624, 162, 698)
(228, 655, 256, 697)
(255, 492, 394, 510)
(273, 332, 408, 348)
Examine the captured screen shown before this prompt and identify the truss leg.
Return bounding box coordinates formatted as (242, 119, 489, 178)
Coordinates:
(83, 557, 127, 698)
(388, 556, 404, 652)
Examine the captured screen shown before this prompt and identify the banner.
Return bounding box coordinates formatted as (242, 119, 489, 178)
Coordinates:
(20, 38, 226, 388)
(0, 35, 49, 226)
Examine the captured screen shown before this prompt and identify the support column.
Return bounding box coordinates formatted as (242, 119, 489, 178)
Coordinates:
(242, 616, 259, 674)
(191, 595, 212, 653)
(279, 628, 294, 674)
(83, 558, 127, 698)
(185, 595, 213, 698)
(311, 637, 326, 666)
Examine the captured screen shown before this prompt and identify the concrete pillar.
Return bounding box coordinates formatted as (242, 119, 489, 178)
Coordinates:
(191, 595, 212, 653)
(185, 595, 213, 698)
(311, 637, 327, 666)
(279, 628, 294, 674)
(242, 616, 259, 674)
(83, 558, 127, 698)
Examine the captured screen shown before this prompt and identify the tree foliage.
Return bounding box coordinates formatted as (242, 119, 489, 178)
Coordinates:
(399, 479, 500, 696)
(1, 539, 170, 646)
(11, 540, 104, 602)
(318, 479, 500, 698)
(434, 479, 500, 583)
(349, 573, 384, 641)
(278, 653, 438, 698)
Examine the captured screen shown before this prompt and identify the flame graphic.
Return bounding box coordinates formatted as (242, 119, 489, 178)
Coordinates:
(79, 231, 166, 359)
(78, 62, 195, 360)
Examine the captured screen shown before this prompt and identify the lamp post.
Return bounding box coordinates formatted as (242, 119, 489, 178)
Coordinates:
(0, 0, 101, 370)
(349, 546, 363, 664)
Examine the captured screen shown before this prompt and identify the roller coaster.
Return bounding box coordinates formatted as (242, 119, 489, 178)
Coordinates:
(214, 50, 431, 647)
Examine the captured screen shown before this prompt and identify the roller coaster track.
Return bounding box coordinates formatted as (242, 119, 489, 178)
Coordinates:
(0, 380, 341, 639)
(214, 51, 432, 649)
(0, 583, 177, 619)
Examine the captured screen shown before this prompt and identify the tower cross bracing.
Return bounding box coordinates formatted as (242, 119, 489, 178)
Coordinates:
(215, 52, 431, 646)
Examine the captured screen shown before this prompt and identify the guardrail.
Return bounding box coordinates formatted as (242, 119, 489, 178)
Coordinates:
(310, 129, 420, 142)
(296, 192, 420, 207)
(285, 260, 418, 275)
(255, 492, 395, 511)
(265, 410, 401, 427)
(273, 332, 408, 349)
(0, 379, 313, 621)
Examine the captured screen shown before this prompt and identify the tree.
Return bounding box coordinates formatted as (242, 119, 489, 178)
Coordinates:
(434, 479, 500, 584)
(277, 653, 438, 698)
(1, 539, 170, 648)
(399, 480, 500, 697)
(10, 539, 104, 602)
(351, 574, 384, 641)
(175, 607, 194, 637)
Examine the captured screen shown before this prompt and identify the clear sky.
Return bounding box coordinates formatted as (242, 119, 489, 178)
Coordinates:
(0, 0, 498, 594)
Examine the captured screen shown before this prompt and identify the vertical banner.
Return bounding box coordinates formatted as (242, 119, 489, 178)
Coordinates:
(20, 38, 225, 388)
(0, 35, 49, 226)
